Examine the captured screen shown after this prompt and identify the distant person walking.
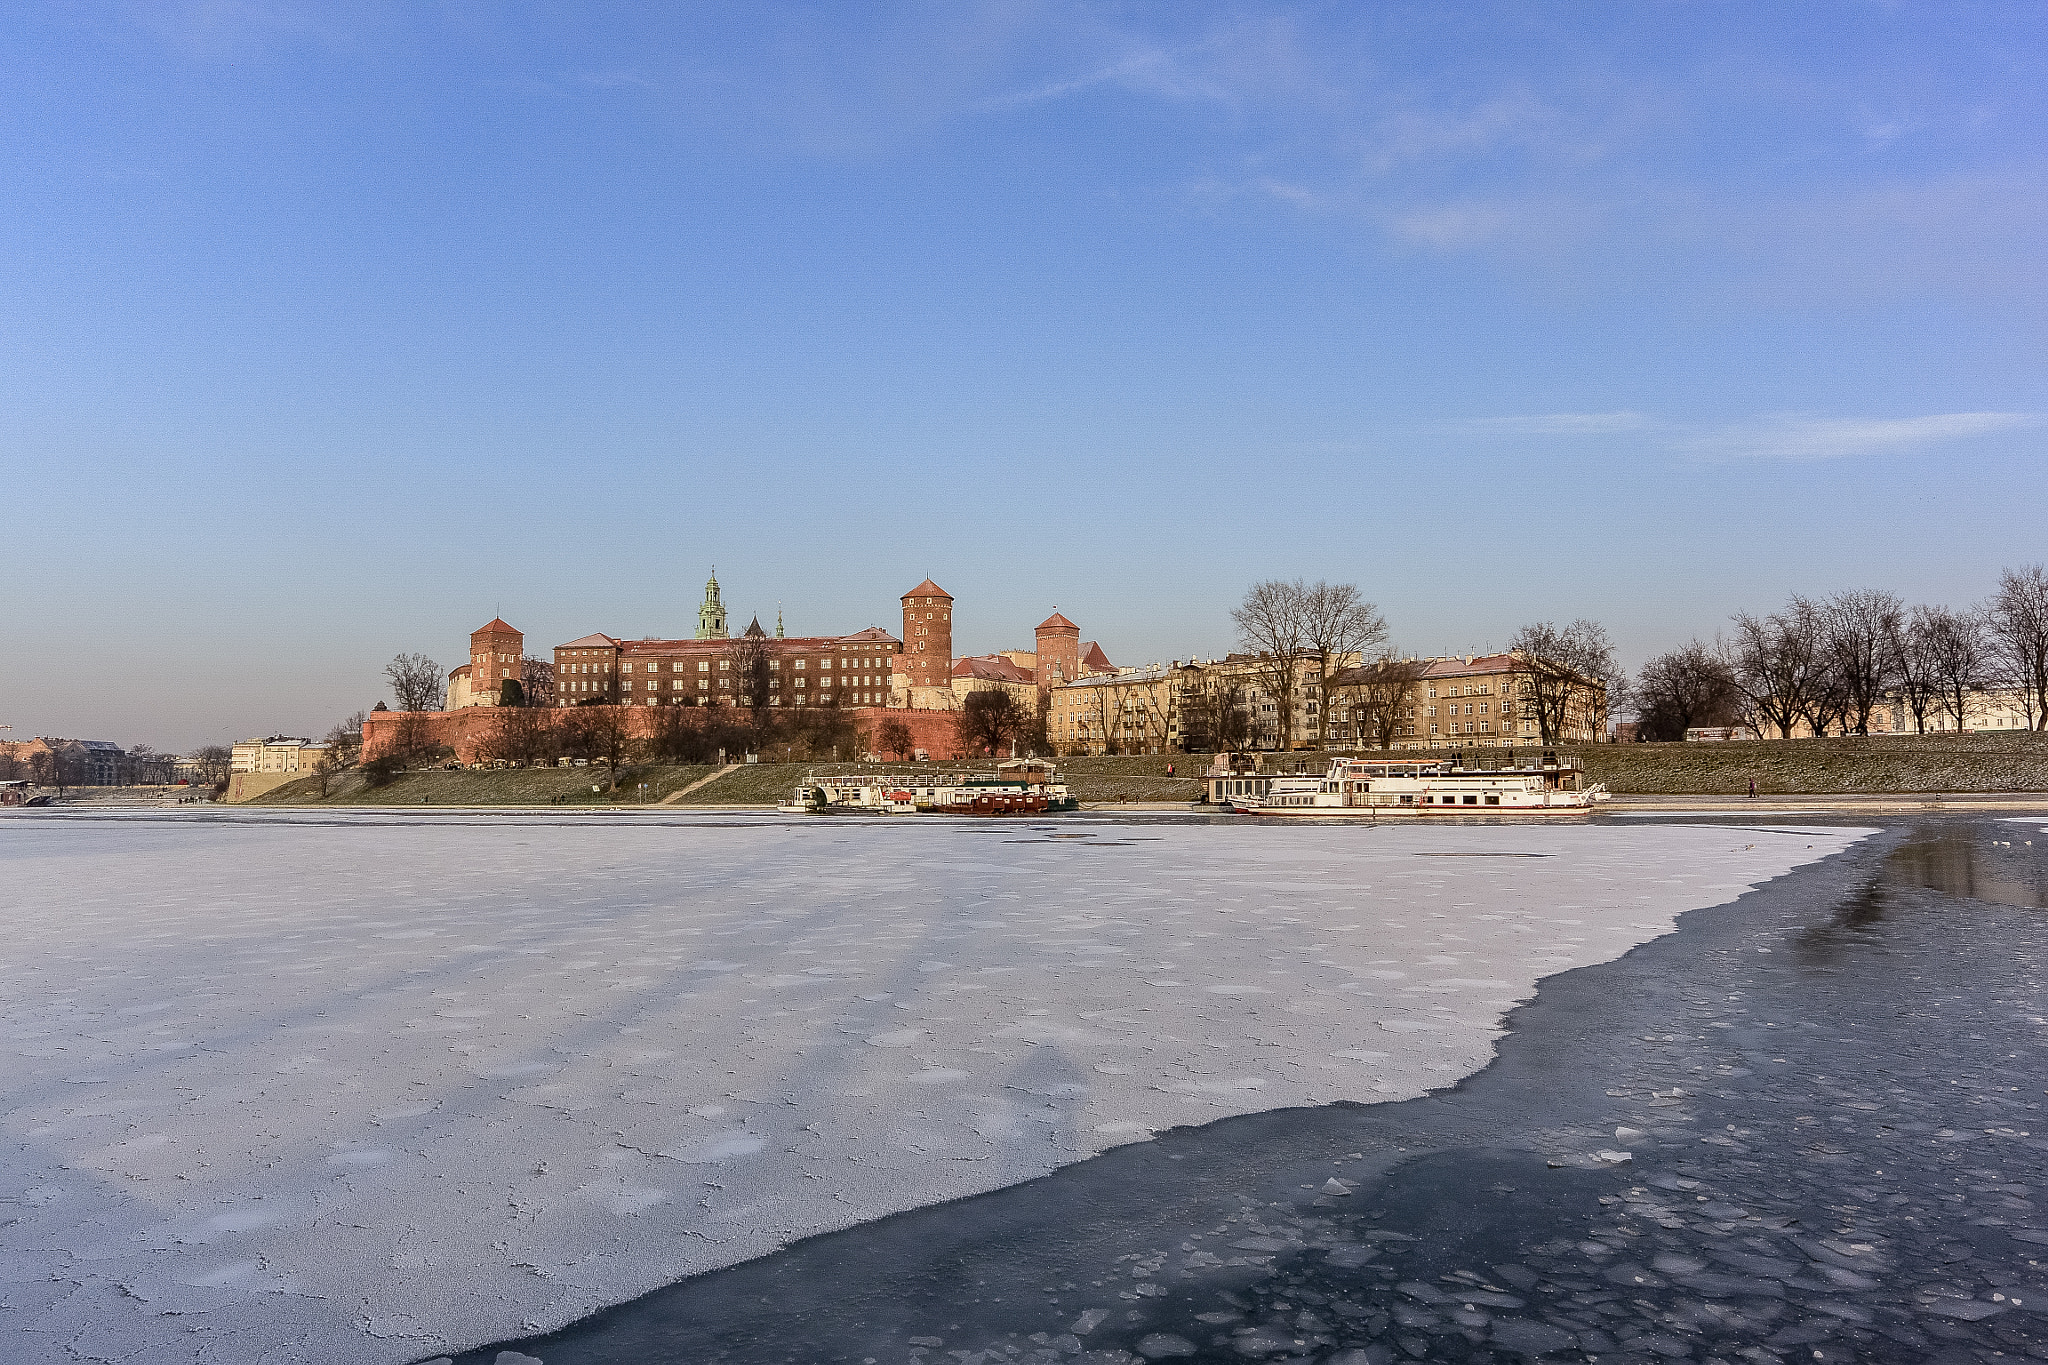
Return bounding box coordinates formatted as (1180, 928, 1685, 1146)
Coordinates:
(1748, 777, 1756, 799)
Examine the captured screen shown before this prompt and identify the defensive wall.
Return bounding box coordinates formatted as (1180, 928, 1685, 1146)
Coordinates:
(361, 706, 966, 766)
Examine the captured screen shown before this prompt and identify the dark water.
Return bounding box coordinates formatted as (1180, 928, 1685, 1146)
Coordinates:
(440, 818, 2048, 1365)
(1887, 829, 2047, 908)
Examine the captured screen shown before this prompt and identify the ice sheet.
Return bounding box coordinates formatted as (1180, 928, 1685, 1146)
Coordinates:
(0, 812, 1865, 1363)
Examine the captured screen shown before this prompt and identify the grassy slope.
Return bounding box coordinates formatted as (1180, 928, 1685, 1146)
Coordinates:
(246, 732, 2048, 806)
(248, 763, 718, 807)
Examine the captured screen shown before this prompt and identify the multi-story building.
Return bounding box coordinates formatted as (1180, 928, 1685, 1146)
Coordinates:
(230, 736, 331, 774)
(1750, 685, 2038, 738)
(949, 654, 1038, 711)
(1049, 662, 1199, 755)
(555, 617, 904, 710)
(1325, 652, 1607, 750)
(1174, 652, 1331, 751)
(0, 737, 134, 786)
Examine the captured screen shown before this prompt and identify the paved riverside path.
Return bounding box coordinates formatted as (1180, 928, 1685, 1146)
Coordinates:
(445, 814, 2048, 1365)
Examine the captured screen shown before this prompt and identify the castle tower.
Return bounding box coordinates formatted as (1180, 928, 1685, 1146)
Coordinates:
(1034, 611, 1080, 692)
(900, 579, 954, 691)
(470, 618, 524, 705)
(696, 569, 729, 640)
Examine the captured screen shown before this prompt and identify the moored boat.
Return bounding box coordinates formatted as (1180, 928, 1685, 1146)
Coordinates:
(1211, 751, 1608, 816)
(782, 759, 1079, 815)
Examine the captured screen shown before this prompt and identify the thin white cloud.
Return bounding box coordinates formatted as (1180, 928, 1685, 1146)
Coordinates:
(1468, 412, 1652, 435)
(981, 51, 1183, 110)
(1690, 412, 2039, 461)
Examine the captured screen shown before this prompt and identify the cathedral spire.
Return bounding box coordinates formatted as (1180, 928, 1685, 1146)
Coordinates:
(695, 568, 729, 640)
(776, 603, 784, 639)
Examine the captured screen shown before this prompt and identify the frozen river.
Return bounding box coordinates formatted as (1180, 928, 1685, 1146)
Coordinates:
(0, 811, 1863, 1364)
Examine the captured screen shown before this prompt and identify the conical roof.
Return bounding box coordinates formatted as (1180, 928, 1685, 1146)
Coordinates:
(743, 616, 766, 637)
(1036, 611, 1077, 632)
(474, 618, 519, 635)
(900, 578, 952, 600)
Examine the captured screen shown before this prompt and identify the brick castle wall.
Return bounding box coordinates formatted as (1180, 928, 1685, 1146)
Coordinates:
(362, 705, 969, 767)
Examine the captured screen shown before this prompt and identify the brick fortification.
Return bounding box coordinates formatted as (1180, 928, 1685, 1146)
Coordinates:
(361, 705, 964, 767)
(1034, 612, 1080, 692)
(899, 579, 953, 689)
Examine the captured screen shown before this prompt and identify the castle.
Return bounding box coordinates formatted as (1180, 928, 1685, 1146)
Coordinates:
(443, 572, 1114, 715)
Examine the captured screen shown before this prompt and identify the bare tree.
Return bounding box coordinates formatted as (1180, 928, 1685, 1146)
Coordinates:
(1298, 582, 1390, 747)
(1888, 608, 1940, 733)
(385, 653, 445, 712)
(1079, 678, 1129, 755)
(1724, 610, 1817, 740)
(1919, 605, 1987, 734)
(581, 706, 635, 790)
(1814, 589, 1904, 735)
(1231, 581, 1309, 749)
(956, 690, 1025, 758)
(1337, 656, 1428, 751)
(521, 655, 557, 708)
(1507, 620, 1621, 744)
(1985, 564, 2048, 730)
(1633, 640, 1740, 741)
(724, 635, 775, 714)
(324, 712, 366, 767)
(878, 717, 915, 761)
(489, 704, 559, 767)
(311, 748, 341, 798)
(192, 744, 234, 784)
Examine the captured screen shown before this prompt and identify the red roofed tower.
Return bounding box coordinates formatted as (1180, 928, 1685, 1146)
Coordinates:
(900, 579, 954, 691)
(469, 618, 524, 705)
(1035, 611, 1080, 692)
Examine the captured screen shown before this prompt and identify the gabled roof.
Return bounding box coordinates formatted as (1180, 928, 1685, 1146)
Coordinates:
(951, 654, 1034, 684)
(901, 578, 952, 600)
(743, 617, 766, 637)
(836, 627, 902, 644)
(474, 618, 520, 635)
(1037, 611, 1078, 632)
(556, 633, 619, 650)
(1080, 641, 1115, 672)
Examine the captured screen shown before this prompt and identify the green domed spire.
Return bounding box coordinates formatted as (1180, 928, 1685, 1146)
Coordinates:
(696, 568, 729, 640)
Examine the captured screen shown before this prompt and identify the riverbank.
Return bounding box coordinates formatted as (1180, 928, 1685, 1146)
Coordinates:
(240, 731, 2048, 808)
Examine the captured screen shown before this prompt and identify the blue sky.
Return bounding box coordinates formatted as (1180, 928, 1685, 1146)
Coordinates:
(3, 2, 2044, 750)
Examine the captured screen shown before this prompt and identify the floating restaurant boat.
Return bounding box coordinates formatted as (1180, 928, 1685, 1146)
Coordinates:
(1210, 751, 1608, 816)
(780, 759, 1080, 815)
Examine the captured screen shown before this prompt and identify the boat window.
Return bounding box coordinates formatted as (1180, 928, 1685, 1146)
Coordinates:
(1400, 794, 1414, 804)
(1463, 794, 1478, 804)
(1485, 794, 1500, 805)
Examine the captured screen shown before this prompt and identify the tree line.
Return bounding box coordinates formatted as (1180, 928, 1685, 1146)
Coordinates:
(1178, 579, 1622, 753)
(1635, 565, 2048, 740)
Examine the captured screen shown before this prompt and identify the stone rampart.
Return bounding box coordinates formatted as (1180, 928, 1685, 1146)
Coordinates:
(360, 706, 969, 766)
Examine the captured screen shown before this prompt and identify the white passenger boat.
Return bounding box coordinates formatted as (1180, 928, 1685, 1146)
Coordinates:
(1213, 752, 1608, 816)
(781, 760, 1079, 815)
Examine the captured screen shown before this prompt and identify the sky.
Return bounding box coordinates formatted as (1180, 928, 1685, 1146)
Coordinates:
(2, 1, 2044, 752)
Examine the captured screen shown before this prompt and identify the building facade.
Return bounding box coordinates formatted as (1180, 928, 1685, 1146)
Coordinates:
(230, 736, 331, 774)
(555, 626, 904, 709)
(1323, 653, 1607, 750)
(950, 654, 1038, 711)
(1048, 663, 1190, 755)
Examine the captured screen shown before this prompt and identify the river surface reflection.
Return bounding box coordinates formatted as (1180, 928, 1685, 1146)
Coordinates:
(1886, 826, 2046, 907)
